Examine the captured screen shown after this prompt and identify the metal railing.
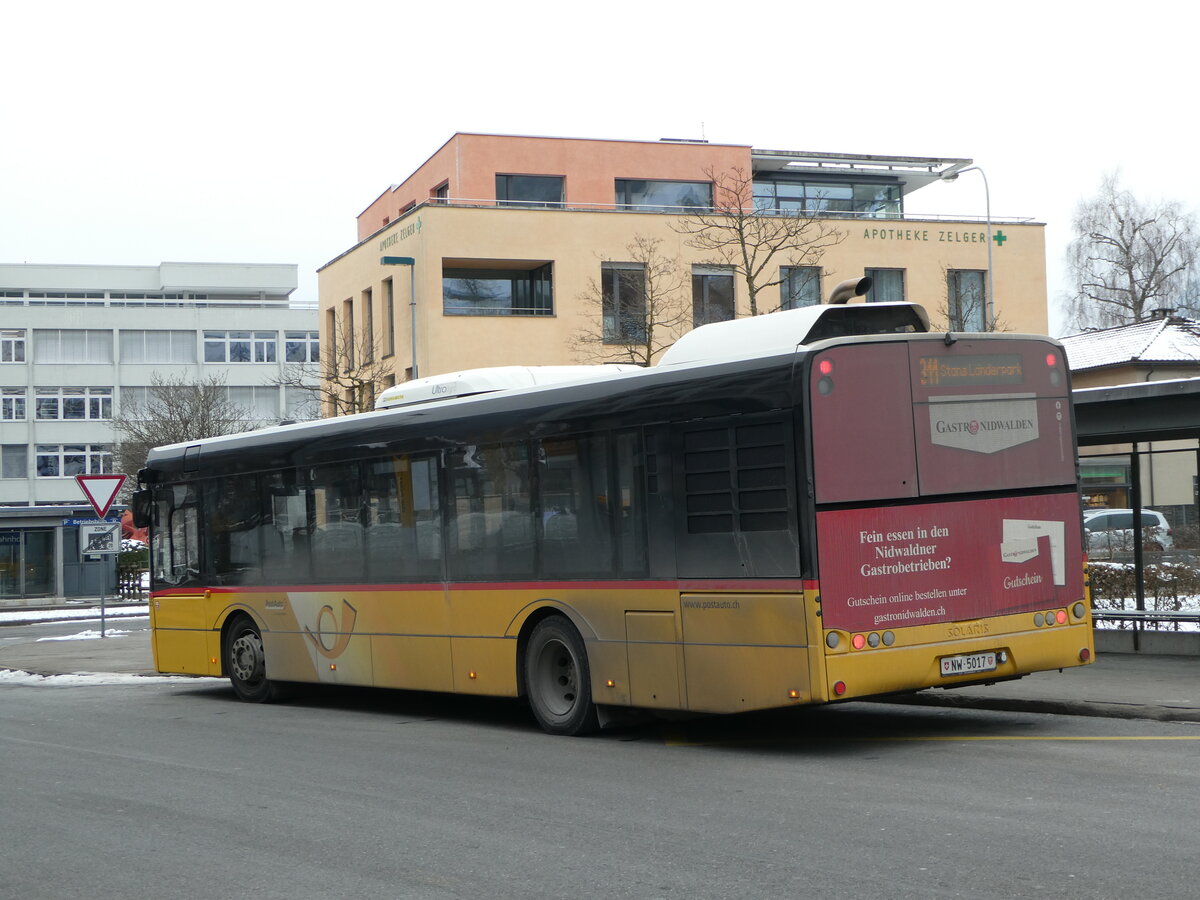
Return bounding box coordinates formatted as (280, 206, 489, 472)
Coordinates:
(1092, 609, 1200, 629)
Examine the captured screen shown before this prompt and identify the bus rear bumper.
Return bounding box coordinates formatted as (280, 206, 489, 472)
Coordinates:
(823, 621, 1095, 702)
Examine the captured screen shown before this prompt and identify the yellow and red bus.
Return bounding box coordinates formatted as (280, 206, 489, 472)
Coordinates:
(136, 299, 1093, 735)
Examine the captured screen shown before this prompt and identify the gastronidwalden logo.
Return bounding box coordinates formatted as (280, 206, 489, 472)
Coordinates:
(928, 395, 1038, 453)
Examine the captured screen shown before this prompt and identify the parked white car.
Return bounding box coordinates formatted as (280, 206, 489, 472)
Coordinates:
(1083, 508, 1174, 554)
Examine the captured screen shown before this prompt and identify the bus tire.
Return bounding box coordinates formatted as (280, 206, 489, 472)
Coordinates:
(224, 615, 282, 703)
(524, 615, 599, 736)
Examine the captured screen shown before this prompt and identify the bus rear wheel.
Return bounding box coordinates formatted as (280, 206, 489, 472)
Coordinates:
(224, 616, 282, 703)
(525, 615, 599, 736)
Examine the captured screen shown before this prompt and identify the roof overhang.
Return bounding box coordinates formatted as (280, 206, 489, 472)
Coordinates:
(1073, 378, 1200, 444)
(751, 149, 972, 196)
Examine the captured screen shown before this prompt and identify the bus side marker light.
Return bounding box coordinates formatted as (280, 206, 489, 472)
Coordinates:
(210, 657, 218, 665)
(833, 681, 847, 696)
(1080, 648, 1091, 662)
(852, 634, 866, 650)
(469, 671, 477, 680)
(606, 680, 616, 688)
(788, 689, 801, 700)
(329, 664, 336, 671)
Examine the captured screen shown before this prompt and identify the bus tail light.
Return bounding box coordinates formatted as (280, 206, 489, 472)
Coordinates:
(816, 358, 834, 395)
(833, 681, 847, 696)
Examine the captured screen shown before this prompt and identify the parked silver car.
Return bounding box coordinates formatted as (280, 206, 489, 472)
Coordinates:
(1083, 508, 1174, 554)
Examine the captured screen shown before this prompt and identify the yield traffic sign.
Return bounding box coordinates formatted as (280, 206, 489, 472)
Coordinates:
(75, 474, 126, 519)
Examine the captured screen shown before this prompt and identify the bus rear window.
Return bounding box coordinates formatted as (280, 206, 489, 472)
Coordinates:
(811, 339, 1074, 504)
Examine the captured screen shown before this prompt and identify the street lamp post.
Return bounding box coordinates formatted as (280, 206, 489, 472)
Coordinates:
(388, 256, 422, 381)
(940, 166, 994, 330)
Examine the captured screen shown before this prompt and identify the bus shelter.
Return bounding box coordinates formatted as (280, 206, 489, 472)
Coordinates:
(0, 505, 121, 604)
(1073, 379, 1200, 642)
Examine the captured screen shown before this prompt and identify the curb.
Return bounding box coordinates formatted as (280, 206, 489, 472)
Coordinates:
(881, 691, 1200, 724)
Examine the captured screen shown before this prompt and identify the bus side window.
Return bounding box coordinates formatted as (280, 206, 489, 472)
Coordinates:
(152, 483, 200, 588)
(262, 469, 312, 584)
(310, 462, 365, 584)
(203, 475, 262, 586)
(540, 434, 611, 576)
(615, 431, 648, 576)
(364, 454, 442, 582)
(448, 441, 534, 579)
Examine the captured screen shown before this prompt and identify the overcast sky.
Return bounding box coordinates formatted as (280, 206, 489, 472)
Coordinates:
(3, 0, 1195, 336)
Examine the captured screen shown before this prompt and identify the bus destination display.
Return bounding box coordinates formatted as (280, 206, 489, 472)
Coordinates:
(919, 353, 1023, 387)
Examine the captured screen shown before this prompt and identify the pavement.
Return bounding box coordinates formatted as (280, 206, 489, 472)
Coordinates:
(2, 604, 1199, 724)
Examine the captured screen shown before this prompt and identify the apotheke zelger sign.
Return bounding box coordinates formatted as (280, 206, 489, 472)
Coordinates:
(927, 395, 1039, 453)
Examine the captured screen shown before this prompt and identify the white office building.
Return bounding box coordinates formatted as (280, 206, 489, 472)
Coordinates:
(0, 261, 318, 508)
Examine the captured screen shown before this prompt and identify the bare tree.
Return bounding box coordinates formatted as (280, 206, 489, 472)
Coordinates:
(111, 372, 259, 480)
(1066, 172, 1200, 331)
(674, 166, 845, 316)
(570, 235, 691, 366)
(273, 315, 395, 417)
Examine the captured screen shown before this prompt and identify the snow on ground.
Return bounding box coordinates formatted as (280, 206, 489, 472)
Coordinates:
(0, 669, 215, 687)
(36, 628, 138, 641)
(0, 605, 148, 625)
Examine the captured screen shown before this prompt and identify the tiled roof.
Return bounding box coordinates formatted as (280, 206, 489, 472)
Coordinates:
(1060, 317, 1200, 371)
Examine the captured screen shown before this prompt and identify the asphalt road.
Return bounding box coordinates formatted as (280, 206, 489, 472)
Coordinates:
(2, 673, 1198, 899)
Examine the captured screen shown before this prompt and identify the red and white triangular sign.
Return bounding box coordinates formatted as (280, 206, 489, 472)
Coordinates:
(76, 474, 126, 519)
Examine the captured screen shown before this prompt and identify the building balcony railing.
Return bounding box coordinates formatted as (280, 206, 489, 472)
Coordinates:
(388, 197, 1034, 227)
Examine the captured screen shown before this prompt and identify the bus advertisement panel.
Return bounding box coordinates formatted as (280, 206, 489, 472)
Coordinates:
(816, 491, 1083, 634)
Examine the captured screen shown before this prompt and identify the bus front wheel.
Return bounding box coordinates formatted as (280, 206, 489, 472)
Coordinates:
(224, 616, 282, 703)
(524, 615, 599, 736)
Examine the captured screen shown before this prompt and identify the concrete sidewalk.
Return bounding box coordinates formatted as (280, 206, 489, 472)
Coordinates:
(1, 615, 1198, 723)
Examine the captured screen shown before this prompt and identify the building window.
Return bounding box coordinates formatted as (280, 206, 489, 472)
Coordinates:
(34, 387, 113, 420)
(342, 299, 355, 370)
(285, 331, 320, 363)
(866, 268, 905, 303)
(285, 386, 320, 421)
(119, 330, 197, 363)
(1, 388, 26, 421)
(33, 330, 113, 363)
(615, 179, 712, 212)
(383, 280, 395, 358)
(948, 269, 988, 331)
(692, 266, 735, 326)
(780, 266, 822, 310)
(432, 182, 449, 204)
(0, 445, 27, 479)
(1, 329, 25, 363)
(443, 263, 554, 316)
(204, 331, 277, 363)
(496, 174, 564, 208)
(601, 263, 647, 343)
(363, 289, 374, 364)
(35, 444, 112, 477)
(753, 178, 901, 218)
(227, 386, 280, 420)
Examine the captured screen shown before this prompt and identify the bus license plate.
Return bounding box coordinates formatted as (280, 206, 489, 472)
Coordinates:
(940, 651, 997, 677)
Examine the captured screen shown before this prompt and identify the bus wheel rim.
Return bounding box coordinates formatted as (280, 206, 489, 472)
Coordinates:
(230, 632, 264, 685)
(532, 637, 578, 717)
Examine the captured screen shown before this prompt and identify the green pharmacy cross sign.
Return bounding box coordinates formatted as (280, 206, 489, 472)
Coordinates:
(993, 230, 1008, 247)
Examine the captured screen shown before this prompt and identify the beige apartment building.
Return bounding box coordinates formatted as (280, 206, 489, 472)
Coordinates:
(318, 133, 1048, 396)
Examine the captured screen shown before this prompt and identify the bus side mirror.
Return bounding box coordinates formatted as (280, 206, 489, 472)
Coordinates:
(131, 489, 153, 529)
